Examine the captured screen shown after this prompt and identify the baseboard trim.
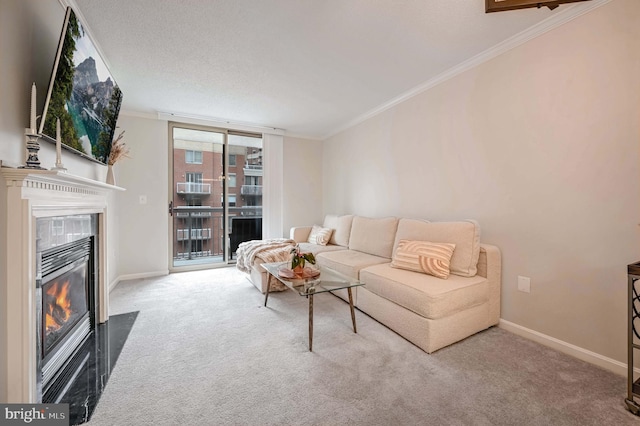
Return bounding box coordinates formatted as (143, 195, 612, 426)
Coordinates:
(499, 319, 632, 377)
(108, 270, 170, 293)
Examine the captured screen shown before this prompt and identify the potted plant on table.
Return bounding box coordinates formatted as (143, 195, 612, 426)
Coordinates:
(290, 244, 316, 276)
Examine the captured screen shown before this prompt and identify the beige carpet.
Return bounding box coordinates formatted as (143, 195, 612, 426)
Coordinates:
(86, 267, 637, 425)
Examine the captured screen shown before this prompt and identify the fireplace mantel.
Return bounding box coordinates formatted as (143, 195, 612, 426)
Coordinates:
(1, 168, 122, 403)
(1, 168, 123, 193)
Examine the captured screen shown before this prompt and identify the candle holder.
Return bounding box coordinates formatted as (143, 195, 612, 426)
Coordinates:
(19, 129, 46, 170)
(51, 162, 67, 172)
(51, 117, 66, 172)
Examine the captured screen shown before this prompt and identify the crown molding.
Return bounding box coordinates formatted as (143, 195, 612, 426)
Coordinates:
(282, 132, 323, 141)
(120, 109, 291, 137)
(118, 109, 158, 120)
(157, 111, 285, 136)
(322, 0, 612, 141)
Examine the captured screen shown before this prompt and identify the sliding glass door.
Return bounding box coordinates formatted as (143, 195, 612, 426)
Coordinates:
(169, 122, 263, 270)
(227, 133, 263, 261)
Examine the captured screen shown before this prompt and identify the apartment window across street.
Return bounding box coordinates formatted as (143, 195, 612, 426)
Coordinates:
(244, 176, 259, 185)
(186, 150, 202, 164)
(229, 154, 236, 166)
(229, 173, 236, 187)
(186, 172, 202, 183)
(185, 172, 203, 193)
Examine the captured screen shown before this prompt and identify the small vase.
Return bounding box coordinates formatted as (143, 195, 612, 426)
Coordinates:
(106, 164, 115, 186)
(293, 265, 304, 277)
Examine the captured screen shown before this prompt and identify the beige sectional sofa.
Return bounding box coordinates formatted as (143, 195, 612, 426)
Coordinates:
(290, 214, 501, 353)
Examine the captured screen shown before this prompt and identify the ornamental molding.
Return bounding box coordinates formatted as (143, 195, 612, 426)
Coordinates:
(0, 169, 124, 197)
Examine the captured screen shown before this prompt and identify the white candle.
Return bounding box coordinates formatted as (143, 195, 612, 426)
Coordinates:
(30, 83, 36, 132)
(56, 118, 62, 160)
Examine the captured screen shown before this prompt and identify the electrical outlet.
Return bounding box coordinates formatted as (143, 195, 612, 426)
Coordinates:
(139, 195, 147, 205)
(517, 276, 531, 293)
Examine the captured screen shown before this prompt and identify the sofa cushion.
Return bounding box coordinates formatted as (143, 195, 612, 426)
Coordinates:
(360, 263, 488, 320)
(348, 216, 399, 259)
(290, 226, 313, 243)
(307, 225, 333, 245)
(317, 249, 389, 279)
(297, 242, 347, 257)
(394, 219, 480, 278)
(391, 240, 456, 279)
(323, 215, 354, 247)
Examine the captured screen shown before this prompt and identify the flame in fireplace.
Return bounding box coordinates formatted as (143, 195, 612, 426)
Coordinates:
(45, 280, 72, 332)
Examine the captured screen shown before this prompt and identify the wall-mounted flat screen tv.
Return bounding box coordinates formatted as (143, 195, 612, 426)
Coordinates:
(39, 7, 123, 165)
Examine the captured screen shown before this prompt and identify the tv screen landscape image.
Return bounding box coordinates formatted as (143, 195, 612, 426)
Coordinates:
(39, 7, 123, 165)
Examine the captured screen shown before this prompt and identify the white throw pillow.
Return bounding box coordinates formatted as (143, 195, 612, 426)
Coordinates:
(307, 225, 333, 246)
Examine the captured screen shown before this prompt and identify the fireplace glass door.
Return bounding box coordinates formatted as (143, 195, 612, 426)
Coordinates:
(42, 258, 89, 359)
(38, 234, 95, 391)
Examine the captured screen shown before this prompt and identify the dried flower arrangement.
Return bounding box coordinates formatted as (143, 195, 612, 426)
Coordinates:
(108, 130, 129, 166)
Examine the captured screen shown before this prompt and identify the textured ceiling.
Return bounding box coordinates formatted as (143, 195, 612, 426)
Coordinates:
(69, 0, 586, 138)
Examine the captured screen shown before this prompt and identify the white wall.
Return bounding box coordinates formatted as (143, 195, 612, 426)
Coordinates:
(1, 0, 57, 167)
(323, 0, 640, 365)
(112, 114, 169, 279)
(283, 136, 324, 233)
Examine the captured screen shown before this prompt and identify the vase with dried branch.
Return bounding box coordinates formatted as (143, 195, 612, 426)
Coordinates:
(106, 130, 128, 185)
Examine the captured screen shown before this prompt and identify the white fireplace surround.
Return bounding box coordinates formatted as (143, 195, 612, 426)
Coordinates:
(1, 169, 122, 402)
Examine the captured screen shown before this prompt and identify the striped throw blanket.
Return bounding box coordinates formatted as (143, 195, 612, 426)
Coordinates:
(236, 238, 296, 275)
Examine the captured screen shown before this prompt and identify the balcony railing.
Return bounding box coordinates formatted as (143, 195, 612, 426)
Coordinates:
(176, 228, 212, 241)
(172, 206, 262, 262)
(176, 211, 212, 218)
(243, 164, 263, 177)
(176, 250, 211, 259)
(240, 185, 262, 196)
(176, 182, 211, 194)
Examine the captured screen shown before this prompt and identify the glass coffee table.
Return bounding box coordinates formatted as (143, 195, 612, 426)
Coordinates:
(261, 262, 364, 351)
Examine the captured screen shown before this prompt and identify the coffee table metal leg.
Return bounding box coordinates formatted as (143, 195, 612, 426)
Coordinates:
(309, 294, 314, 351)
(264, 274, 272, 307)
(348, 287, 357, 333)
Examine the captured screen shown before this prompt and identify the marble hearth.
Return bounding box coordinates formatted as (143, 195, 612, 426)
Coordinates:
(1, 169, 123, 402)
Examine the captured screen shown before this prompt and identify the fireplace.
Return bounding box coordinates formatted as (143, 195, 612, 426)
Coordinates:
(1, 168, 120, 403)
(37, 230, 97, 401)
